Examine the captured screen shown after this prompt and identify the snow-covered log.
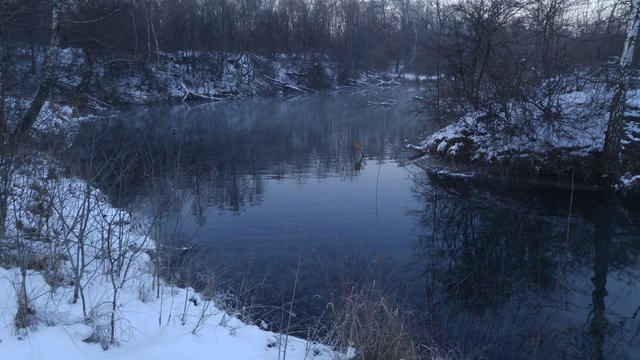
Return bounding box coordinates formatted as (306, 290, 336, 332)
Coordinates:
(261, 75, 313, 93)
(367, 99, 398, 108)
(180, 82, 227, 102)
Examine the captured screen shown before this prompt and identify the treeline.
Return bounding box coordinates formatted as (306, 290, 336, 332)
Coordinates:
(1, 0, 431, 71)
(2, 0, 637, 75)
(429, 0, 637, 118)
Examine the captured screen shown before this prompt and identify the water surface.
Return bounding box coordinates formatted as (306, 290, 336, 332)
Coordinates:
(69, 87, 640, 359)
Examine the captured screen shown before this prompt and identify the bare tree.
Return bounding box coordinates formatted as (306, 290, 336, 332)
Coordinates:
(0, 0, 65, 236)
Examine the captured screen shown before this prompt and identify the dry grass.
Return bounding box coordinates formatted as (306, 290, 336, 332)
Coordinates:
(329, 284, 419, 360)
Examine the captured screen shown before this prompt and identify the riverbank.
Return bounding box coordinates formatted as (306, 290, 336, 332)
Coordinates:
(0, 166, 349, 359)
(8, 48, 428, 109)
(0, 86, 421, 359)
(409, 83, 640, 192)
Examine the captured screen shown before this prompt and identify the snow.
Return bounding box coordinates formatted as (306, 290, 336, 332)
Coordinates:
(399, 73, 438, 82)
(33, 101, 97, 133)
(0, 173, 348, 360)
(409, 86, 613, 162)
(627, 89, 640, 108)
(33, 48, 409, 105)
(0, 266, 337, 360)
(408, 76, 640, 191)
(620, 173, 640, 188)
(1, 266, 336, 360)
(9, 46, 426, 108)
(432, 169, 475, 178)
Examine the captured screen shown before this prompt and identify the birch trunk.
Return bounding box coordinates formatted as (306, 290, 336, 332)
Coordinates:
(602, 0, 640, 175)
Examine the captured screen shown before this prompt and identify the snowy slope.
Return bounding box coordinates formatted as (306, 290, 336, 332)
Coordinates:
(0, 173, 348, 360)
(409, 84, 640, 189)
(0, 267, 342, 360)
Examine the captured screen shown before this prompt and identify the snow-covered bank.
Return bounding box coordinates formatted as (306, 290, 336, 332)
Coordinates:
(0, 169, 348, 360)
(0, 268, 342, 360)
(409, 83, 640, 191)
(9, 48, 432, 107)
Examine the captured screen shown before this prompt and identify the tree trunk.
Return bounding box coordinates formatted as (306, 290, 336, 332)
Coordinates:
(0, 166, 8, 237)
(0, 37, 7, 237)
(602, 0, 640, 175)
(73, 183, 91, 311)
(0, 39, 6, 145)
(15, 267, 31, 330)
(11, 0, 62, 142)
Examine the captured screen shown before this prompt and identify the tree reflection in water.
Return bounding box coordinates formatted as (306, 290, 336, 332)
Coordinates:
(63, 86, 640, 359)
(410, 172, 640, 359)
(64, 87, 423, 338)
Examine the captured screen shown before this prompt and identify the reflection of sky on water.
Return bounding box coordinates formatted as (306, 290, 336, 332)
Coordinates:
(198, 161, 418, 251)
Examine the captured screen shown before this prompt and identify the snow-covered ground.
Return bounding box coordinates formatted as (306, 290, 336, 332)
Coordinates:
(398, 73, 438, 82)
(9, 48, 432, 106)
(409, 83, 640, 190)
(0, 268, 344, 360)
(0, 171, 349, 360)
(409, 88, 612, 161)
(0, 47, 436, 360)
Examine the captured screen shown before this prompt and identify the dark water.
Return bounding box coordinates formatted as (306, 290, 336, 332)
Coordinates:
(68, 87, 640, 359)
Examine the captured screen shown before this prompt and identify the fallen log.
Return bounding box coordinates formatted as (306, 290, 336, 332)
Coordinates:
(349, 79, 368, 86)
(368, 99, 398, 108)
(180, 82, 227, 102)
(261, 75, 312, 93)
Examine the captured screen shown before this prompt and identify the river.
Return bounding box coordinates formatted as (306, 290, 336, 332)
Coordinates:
(67, 86, 640, 359)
